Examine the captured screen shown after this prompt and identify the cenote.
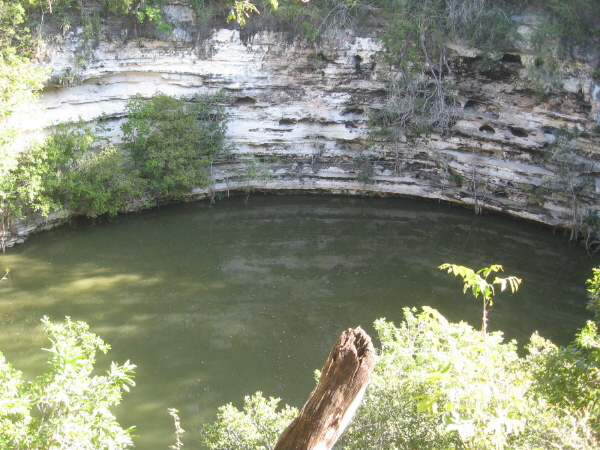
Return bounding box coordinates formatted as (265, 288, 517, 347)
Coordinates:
(0, 195, 598, 448)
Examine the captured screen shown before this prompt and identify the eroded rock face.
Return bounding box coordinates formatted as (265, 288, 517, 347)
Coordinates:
(5, 4, 600, 247)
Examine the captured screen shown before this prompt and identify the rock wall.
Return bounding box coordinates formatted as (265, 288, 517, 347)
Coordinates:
(6, 3, 600, 247)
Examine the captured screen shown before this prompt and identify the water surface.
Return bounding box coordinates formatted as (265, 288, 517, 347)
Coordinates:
(0, 195, 597, 448)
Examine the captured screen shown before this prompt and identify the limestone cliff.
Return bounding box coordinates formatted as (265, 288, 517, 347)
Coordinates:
(6, 3, 600, 247)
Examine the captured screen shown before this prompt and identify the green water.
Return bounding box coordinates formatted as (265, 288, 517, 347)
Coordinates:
(0, 195, 597, 448)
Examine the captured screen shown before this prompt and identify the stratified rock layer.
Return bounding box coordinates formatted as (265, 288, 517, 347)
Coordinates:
(5, 5, 600, 247)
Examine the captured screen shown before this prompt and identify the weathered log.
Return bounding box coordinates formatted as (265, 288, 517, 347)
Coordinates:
(274, 327, 376, 450)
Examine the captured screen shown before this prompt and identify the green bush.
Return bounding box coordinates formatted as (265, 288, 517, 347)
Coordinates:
(341, 307, 597, 449)
(588, 267, 600, 319)
(0, 136, 63, 252)
(122, 92, 227, 199)
(106, 0, 172, 33)
(200, 268, 600, 449)
(40, 121, 145, 219)
(199, 392, 298, 449)
(1, 92, 229, 244)
(0, 317, 136, 448)
(59, 144, 145, 218)
(0, 0, 49, 120)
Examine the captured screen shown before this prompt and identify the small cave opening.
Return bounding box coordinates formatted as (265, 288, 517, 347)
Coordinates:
(464, 100, 481, 110)
(341, 107, 365, 115)
(462, 56, 480, 65)
(279, 118, 296, 126)
(541, 126, 557, 140)
(354, 55, 363, 73)
(479, 124, 496, 134)
(235, 96, 257, 105)
(500, 53, 522, 65)
(508, 126, 528, 137)
(464, 100, 499, 119)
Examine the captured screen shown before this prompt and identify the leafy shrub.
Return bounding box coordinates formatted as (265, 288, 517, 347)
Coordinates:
(122, 92, 227, 199)
(0, 0, 49, 120)
(59, 144, 145, 218)
(526, 326, 600, 443)
(0, 136, 64, 252)
(199, 298, 600, 448)
(40, 121, 145, 219)
(588, 267, 600, 319)
(526, 266, 600, 437)
(341, 307, 598, 449)
(199, 392, 298, 449)
(0, 317, 136, 448)
(525, 0, 600, 51)
(106, 0, 172, 33)
(353, 153, 374, 184)
(1, 92, 229, 245)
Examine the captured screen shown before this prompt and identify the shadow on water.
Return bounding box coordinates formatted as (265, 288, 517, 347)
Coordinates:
(0, 195, 598, 448)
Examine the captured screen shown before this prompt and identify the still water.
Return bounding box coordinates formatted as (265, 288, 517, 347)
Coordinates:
(0, 195, 598, 448)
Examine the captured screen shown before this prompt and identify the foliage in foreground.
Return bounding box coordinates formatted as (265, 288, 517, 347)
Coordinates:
(201, 266, 600, 449)
(439, 263, 521, 334)
(340, 307, 597, 449)
(0, 317, 136, 449)
(1, 267, 598, 448)
(199, 393, 298, 449)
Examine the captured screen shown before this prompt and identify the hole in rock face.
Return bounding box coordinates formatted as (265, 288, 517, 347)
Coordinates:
(479, 124, 496, 134)
(341, 107, 365, 115)
(462, 56, 479, 65)
(508, 126, 528, 137)
(354, 55, 362, 72)
(235, 96, 256, 105)
(464, 100, 481, 110)
(279, 118, 296, 125)
(541, 126, 557, 141)
(500, 53, 522, 65)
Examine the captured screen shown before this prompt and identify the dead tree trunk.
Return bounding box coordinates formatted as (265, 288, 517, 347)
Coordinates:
(274, 327, 376, 450)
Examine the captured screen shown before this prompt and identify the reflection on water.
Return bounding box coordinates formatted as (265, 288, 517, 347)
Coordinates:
(0, 195, 598, 448)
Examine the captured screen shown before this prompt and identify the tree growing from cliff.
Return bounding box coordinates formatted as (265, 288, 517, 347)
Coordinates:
(0, 142, 61, 253)
(37, 120, 145, 220)
(122, 92, 227, 201)
(0, 0, 49, 120)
